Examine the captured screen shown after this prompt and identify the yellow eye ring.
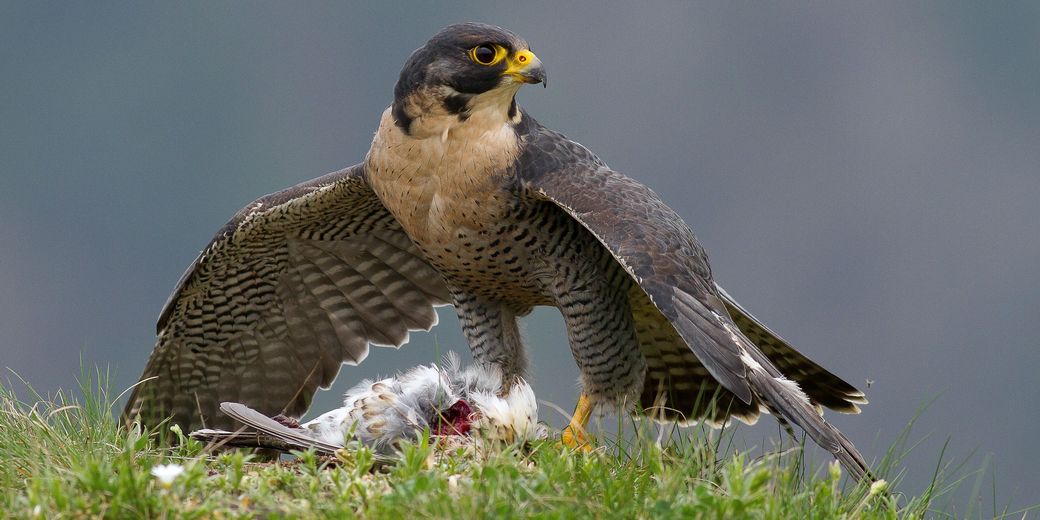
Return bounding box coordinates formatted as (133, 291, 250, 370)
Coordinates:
(469, 44, 507, 66)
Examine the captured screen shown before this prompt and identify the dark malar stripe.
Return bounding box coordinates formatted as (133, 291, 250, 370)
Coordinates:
(508, 98, 518, 120)
(391, 102, 414, 135)
(443, 94, 471, 119)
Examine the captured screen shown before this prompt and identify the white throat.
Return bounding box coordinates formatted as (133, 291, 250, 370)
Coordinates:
(363, 86, 524, 244)
(408, 85, 523, 142)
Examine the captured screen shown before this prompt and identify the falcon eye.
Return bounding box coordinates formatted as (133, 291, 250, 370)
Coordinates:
(469, 44, 505, 66)
(471, 45, 496, 64)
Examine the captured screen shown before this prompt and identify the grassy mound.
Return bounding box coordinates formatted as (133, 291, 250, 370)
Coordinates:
(0, 370, 1007, 518)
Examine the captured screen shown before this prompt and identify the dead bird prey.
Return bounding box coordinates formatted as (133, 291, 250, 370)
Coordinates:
(190, 354, 542, 454)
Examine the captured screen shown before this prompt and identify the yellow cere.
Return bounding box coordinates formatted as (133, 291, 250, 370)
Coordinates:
(504, 50, 540, 80)
(510, 50, 536, 68)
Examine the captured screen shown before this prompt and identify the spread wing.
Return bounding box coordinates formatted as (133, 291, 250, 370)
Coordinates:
(516, 117, 871, 480)
(123, 165, 451, 431)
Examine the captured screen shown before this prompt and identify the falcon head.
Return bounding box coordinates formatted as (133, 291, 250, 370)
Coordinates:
(391, 22, 546, 135)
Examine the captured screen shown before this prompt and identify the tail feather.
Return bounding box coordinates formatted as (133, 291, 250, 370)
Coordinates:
(189, 428, 309, 452)
(745, 365, 872, 481)
(218, 402, 342, 455)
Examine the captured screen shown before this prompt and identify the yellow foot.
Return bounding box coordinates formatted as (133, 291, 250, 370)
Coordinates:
(561, 425, 594, 452)
(559, 393, 595, 452)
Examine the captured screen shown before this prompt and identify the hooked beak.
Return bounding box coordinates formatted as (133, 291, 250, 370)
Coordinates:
(504, 49, 547, 87)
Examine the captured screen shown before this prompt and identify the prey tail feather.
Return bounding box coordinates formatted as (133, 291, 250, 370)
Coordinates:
(745, 367, 873, 482)
(189, 428, 311, 453)
(218, 402, 341, 455)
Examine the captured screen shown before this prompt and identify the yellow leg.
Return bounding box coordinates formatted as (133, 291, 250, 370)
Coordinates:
(560, 393, 594, 452)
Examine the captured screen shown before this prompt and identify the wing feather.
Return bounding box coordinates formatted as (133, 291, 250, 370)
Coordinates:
(124, 165, 451, 431)
(517, 115, 871, 479)
(517, 118, 752, 403)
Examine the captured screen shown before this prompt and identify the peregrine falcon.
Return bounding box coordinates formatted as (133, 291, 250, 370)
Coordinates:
(125, 23, 871, 479)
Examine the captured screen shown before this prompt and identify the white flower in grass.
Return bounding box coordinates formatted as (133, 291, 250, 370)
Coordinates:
(151, 463, 185, 487)
(869, 479, 888, 497)
(828, 460, 841, 481)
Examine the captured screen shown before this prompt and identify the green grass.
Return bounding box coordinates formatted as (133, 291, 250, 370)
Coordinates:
(0, 370, 1025, 519)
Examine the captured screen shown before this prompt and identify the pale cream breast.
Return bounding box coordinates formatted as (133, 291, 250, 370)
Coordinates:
(365, 104, 522, 247)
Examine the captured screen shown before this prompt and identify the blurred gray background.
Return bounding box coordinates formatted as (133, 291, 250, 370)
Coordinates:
(2, 1, 1038, 513)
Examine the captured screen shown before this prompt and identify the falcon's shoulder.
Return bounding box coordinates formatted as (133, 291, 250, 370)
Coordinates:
(515, 116, 713, 284)
(514, 115, 752, 403)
